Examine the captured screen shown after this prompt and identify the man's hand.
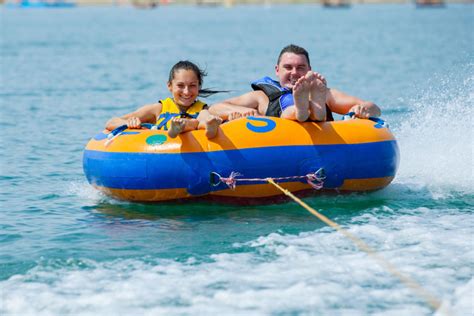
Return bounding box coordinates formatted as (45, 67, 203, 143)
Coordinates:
(349, 104, 372, 119)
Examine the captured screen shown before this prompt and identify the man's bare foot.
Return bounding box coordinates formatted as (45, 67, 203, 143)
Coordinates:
(205, 116, 223, 139)
(292, 76, 310, 122)
(168, 117, 185, 138)
(307, 72, 327, 121)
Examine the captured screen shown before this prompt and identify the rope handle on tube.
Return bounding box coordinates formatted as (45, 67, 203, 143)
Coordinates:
(210, 169, 326, 191)
(105, 123, 159, 146)
(342, 112, 388, 129)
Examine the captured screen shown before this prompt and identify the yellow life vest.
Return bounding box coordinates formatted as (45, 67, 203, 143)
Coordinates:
(155, 97, 207, 130)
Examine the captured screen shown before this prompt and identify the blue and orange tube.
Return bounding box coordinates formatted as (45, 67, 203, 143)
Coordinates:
(83, 116, 399, 202)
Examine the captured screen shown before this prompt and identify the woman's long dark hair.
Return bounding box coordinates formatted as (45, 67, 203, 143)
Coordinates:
(168, 60, 227, 98)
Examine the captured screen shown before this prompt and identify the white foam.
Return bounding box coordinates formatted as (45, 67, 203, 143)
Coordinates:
(393, 66, 474, 196)
(66, 180, 104, 203)
(437, 278, 474, 316)
(2, 208, 472, 315)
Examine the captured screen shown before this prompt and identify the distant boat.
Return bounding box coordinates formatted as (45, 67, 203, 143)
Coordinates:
(132, 0, 158, 9)
(196, 0, 221, 6)
(322, 0, 351, 8)
(415, 0, 445, 7)
(5, 0, 76, 8)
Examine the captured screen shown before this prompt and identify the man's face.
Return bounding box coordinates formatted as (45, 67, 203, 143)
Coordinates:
(275, 52, 311, 89)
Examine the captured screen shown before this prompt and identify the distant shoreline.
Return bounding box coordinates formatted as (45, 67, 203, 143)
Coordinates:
(2, 0, 473, 7)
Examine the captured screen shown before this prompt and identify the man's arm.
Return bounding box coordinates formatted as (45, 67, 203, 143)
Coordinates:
(327, 88, 381, 118)
(209, 91, 269, 120)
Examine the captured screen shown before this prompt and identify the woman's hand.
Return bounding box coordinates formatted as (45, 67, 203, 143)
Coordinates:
(126, 117, 142, 129)
(228, 109, 259, 121)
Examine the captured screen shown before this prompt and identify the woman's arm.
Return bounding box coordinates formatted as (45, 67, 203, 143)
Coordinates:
(105, 103, 163, 131)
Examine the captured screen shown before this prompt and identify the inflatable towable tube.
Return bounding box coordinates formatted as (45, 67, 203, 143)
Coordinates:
(83, 116, 399, 202)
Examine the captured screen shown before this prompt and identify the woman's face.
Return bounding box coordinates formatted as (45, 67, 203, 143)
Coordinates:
(167, 69, 200, 108)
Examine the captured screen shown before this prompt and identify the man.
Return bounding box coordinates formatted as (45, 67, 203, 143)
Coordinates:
(209, 44, 381, 121)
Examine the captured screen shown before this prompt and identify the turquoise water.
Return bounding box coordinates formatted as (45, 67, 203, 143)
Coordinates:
(1, 4, 473, 315)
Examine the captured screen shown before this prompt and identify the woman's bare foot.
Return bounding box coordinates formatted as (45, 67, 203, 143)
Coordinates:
(307, 72, 327, 121)
(205, 116, 223, 139)
(292, 76, 310, 122)
(168, 117, 186, 138)
(228, 112, 242, 121)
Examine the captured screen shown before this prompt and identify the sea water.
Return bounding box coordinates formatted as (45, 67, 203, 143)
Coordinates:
(0, 4, 473, 315)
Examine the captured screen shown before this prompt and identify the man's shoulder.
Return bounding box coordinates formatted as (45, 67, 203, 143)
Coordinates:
(251, 76, 280, 87)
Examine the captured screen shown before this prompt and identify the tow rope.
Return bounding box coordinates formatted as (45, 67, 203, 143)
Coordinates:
(211, 170, 446, 313)
(265, 178, 447, 315)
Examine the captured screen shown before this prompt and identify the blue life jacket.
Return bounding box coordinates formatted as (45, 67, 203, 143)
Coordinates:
(251, 77, 293, 117)
(251, 76, 334, 121)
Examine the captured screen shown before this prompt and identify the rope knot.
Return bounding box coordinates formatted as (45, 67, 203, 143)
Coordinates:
(210, 171, 242, 190)
(305, 168, 326, 190)
(221, 171, 241, 190)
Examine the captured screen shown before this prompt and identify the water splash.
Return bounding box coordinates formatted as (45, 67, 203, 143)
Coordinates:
(1, 208, 471, 315)
(67, 181, 104, 202)
(393, 64, 474, 195)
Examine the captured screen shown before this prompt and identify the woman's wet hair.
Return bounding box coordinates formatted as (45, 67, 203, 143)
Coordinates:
(168, 60, 226, 97)
(277, 44, 311, 67)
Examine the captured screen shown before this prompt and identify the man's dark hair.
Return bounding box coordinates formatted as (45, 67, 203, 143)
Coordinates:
(276, 44, 311, 67)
